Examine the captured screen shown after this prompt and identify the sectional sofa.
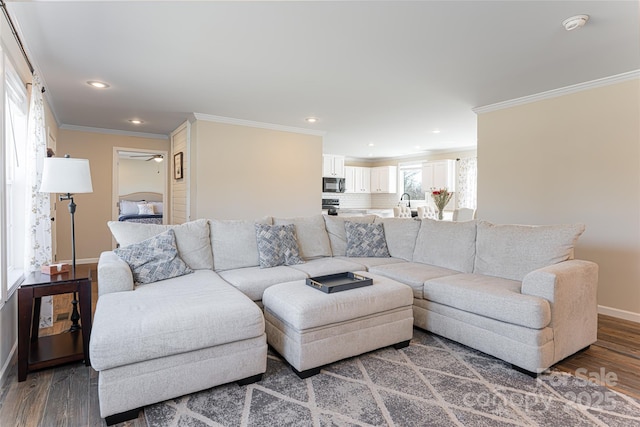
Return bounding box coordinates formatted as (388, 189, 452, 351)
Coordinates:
(90, 214, 598, 424)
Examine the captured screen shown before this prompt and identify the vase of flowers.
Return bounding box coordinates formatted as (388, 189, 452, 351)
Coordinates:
(431, 188, 454, 220)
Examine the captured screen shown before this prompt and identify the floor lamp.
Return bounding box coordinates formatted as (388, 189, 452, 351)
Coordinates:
(40, 155, 93, 333)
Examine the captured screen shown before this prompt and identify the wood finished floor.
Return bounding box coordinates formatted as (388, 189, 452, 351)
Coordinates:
(0, 264, 638, 426)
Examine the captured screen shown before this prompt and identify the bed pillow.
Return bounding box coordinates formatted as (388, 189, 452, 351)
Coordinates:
(137, 203, 155, 215)
(345, 222, 390, 258)
(114, 229, 192, 284)
(150, 201, 163, 214)
(255, 223, 304, 268)
(119, 200, 140, 216)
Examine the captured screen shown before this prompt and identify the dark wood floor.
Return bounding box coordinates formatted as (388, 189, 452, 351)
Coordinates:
(0, 264, 638, 426)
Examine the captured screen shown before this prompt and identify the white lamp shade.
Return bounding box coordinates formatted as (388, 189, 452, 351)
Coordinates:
(40, 157, 94, 194)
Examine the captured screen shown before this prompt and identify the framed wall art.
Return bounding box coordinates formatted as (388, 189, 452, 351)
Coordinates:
(174, 152, 183, 179)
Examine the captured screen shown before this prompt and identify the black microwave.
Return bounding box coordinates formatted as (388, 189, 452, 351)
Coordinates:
(323, 177, 345, 193)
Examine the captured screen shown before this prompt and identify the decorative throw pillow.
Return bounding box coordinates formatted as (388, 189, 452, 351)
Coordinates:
(114, 229, 192, 284)
(138, 203, 155, 215)
(255, 223, 304, 268)
(345, 221, 390, 258)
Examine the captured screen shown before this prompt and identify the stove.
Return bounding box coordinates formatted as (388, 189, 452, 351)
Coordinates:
(322, 198, 340, 215)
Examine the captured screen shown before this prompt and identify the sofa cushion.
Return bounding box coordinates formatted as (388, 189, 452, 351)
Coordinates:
(210, 217, 271, 271)
(412, 219, 477, 273)
(345, 222, 390, 258)
(113, 229, 193, 284)
(474, 221, 586, 281)
(274, 215, 332, 259)
(369, 262, 460, 299)
(288, 257, 367, 278)
(219, 266, 308, 302)
(255, 223, 304, 268)
(374, 217, 421, 261)
(323, 215, 376, 256)
(335, 256, 406, 270)
(423, 273, 551, 329)
(108, 219, 213, 270)
(90, 270, 265, 370)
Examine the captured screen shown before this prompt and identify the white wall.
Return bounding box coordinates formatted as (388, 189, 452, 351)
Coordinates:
(477, 78, 640, 320)
(118, 158, 165, 195)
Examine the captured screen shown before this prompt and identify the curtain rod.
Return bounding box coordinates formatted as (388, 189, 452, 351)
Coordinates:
(0, 1, 35, 74)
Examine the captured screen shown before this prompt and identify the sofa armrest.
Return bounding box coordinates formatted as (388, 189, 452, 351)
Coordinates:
(521, 259, 599, 362)
(98, 251, 134, 297)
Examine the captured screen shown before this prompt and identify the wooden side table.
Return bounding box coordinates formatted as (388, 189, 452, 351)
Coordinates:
(17, 271, 92, 382)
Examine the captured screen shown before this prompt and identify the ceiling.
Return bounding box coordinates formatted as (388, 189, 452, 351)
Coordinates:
(7, 1, 639, 160)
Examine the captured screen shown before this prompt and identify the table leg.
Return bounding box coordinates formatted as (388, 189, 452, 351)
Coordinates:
(78, 279, 92, 366)
(17, 288, 34, 382)
(31, 297, 42, 342)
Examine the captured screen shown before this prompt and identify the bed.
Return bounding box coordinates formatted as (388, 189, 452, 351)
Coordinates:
(118, 192, 164, 224)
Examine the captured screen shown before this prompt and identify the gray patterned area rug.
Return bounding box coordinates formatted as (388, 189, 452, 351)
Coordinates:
(145, 329, 640, 426)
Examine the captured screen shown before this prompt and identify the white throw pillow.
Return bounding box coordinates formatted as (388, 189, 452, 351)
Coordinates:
(137, 203, 155, 215)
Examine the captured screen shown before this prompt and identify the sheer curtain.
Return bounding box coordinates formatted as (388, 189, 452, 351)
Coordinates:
(456, 157, 477, 210)
(25, 74, 53, 327)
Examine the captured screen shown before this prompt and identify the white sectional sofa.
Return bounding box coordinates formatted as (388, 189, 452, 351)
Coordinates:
(91, 214, 598, 424)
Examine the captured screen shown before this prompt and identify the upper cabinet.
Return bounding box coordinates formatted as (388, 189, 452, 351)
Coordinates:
(370, 166, 397, 193)
(322, 154, 345, 178)
(422, 160, 455, 191)
(345, 166, 371, 193)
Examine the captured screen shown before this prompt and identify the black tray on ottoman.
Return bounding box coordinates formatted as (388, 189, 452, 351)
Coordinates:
(305, 272, 372, 293)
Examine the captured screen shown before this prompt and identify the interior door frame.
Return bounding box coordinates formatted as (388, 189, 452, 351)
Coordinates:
(111, 147, 169, 248)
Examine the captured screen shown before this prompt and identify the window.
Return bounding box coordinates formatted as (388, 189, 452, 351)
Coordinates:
(399, 163, 423, 201)
(2, 56, 28, 298)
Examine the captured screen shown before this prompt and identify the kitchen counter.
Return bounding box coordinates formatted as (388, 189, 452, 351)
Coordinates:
(337, 209, 394, 218)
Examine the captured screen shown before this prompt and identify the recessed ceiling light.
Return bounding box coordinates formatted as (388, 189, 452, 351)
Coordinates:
(368, 143, 375, 147)
(562, 14, 589, 31)
(432, 129, 441, 134)
(305, 117, 318, 123)
(414, 146, 421, 149)
(87, 80, 110, 89)
(129, 119, 143, 124)
(368, 153, 373, 157)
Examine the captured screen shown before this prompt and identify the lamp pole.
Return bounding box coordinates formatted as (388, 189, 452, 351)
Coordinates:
(59, 191, 81, 333)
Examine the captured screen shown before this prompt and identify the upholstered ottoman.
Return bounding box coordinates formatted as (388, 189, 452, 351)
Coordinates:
(262, 271, 414, 378)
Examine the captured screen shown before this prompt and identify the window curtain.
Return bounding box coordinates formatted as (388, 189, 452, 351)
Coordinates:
(456, 157, 477, 210)
(25, 74, 53, 327)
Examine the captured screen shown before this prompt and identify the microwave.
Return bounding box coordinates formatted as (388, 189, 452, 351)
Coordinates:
(322, 177, 345, 193)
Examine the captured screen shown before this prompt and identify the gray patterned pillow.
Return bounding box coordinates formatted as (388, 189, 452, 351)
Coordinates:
(255, 223, 304, 268)
(114, 229, 193, 284)
(345, 221, 390, 258)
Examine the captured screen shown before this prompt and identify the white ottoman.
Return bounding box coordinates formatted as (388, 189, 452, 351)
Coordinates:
(263, 271, 414, 378)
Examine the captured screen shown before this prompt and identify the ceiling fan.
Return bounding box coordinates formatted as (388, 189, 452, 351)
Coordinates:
(130, 154, 164, 162)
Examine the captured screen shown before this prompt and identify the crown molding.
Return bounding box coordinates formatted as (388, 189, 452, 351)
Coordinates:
(59, 124, 169, 140)
(473, 70, 640, 114)
(192, 112, 326, 137)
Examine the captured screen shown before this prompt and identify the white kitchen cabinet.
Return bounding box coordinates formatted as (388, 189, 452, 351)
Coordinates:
(370, 166, 397, 193)
(322, 154, 345, 178)
(422, 160, 455, 191)
(345, 166, 371, 193)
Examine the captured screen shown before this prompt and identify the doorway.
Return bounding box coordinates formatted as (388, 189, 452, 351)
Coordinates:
(112, 148, 168, 246)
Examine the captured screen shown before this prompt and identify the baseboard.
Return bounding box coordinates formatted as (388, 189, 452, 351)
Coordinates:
(598, 305, 640, 323)
(0, 342, 17, 389)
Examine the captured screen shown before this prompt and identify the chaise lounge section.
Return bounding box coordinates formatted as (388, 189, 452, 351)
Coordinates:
(91, 214, 598, 424)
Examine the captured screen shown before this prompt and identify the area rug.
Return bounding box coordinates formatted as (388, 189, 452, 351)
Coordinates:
(144, 329, 640, 426)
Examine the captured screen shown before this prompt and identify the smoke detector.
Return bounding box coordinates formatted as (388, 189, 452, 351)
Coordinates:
(563, 15, 589, 31)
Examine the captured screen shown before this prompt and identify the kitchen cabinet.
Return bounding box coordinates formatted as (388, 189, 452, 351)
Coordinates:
(370, 166, 397, 193)
(322, 154, 345, 178)
(345, 166, 370, 193)
(422, 160, 455, 191)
